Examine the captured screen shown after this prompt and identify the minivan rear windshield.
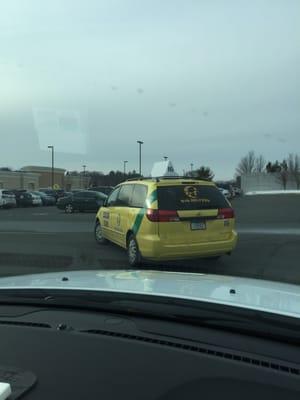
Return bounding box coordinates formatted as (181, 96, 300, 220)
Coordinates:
(157, 185, 229, 210)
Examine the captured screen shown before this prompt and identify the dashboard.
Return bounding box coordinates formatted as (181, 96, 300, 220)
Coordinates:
(0, 304, 299, 399)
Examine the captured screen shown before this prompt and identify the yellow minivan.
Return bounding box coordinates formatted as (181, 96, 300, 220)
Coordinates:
(95, 178, 238, 266)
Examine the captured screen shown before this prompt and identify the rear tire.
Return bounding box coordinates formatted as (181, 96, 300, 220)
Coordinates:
(127, 234, 141, 267)
(65, 204, 74, 214)
(94, 221, 108, 245)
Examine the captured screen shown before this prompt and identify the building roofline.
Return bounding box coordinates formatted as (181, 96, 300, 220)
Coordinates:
(20, 166, 66, 173)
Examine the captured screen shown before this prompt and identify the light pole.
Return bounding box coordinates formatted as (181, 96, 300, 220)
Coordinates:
(82, 165, 86, 189)
(48, 145, 54, 189)
(123, 160, 128, 177)
(190, 163, 194, 177)
(137, 140, 144, 176)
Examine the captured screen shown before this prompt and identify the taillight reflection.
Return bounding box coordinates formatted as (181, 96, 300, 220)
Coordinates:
(146, 209, 180, 222)
(217, 208, 234, 219)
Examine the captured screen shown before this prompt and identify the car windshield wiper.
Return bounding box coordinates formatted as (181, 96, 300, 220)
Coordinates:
(0, 288, 299, 344)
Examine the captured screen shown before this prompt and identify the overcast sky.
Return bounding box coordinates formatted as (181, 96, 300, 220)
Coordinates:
(0, 0, 299, 179)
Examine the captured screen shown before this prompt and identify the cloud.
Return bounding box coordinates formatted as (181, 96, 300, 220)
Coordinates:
(277, 138, 287, 143)
(0, 0, 299, 181)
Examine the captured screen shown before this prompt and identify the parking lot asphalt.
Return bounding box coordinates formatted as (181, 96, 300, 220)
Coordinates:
(0, 194, 299, 284)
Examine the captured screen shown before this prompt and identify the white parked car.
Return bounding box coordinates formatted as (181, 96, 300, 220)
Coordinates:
(0, 190, 16, 208)
(30, 192, 43, 206)
(233, 187, 242, 196)
(218, 187, 230, 199)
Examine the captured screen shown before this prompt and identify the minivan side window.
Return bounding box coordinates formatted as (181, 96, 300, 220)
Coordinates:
(107, 187, 120, 207)
(131, 185, 148, 208)
(116, 184, 134, 207)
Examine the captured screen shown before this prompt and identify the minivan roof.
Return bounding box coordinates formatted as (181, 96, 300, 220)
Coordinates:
(124, 177, 214, 186)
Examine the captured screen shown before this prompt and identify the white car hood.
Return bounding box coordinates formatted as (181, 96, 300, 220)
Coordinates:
(0, 270, 299, 319)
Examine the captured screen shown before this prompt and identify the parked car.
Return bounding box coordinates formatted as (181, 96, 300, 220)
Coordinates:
(233, 186, 242, 196)
(55, 189, 67, 199)
(215, 182, 235, 199)
(71, 189, 85, 193)
(12, 190, 42, 207)
(88, 186, 114, 195)
(31, 191, 56, 206)
(218, 187, 231, 199)
(11, 190, 26, 207)
(57, 190, 107, 213)
(39, 189, 66, 202)
(0, 190, 16, 208)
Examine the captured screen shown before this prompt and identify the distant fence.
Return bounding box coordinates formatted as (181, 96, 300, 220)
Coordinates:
(241, 173, 298, 193)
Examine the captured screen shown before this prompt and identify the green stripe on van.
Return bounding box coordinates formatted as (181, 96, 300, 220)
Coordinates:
(132, 190, 157, 236)
(147, 190, 157, 205)
(132, 209, 145, 236)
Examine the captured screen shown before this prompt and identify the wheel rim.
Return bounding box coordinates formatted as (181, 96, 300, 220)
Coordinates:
(65, 204, 73, 213)
(95, 224, 103, 241)
(128, 239, 137, 264)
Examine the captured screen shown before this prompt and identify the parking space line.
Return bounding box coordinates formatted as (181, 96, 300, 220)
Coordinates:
(32, 213, 49, 216)
(0, 232, 56, 235)
(237, 228, 300, 235)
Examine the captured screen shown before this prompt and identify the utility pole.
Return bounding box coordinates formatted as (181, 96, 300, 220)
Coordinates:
(190, 163, 194, 177)
(123, 160, 128, 177)
(20, 171, 24, 189)
(82, 165, 86, 189)
(137, 140, 144, 176)
(48, 145, 54, 188)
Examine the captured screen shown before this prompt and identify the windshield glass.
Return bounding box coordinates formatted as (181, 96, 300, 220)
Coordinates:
(0, 0, 299, 319)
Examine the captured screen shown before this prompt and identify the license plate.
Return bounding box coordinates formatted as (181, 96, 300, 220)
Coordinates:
(191, 221, 206, 230)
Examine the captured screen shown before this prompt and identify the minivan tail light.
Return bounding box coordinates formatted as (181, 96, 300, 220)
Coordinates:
(217, 208, 234, 219)
(146, 209, 180, 222)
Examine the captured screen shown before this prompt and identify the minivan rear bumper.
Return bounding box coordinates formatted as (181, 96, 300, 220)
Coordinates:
(139, 231, 238, 261)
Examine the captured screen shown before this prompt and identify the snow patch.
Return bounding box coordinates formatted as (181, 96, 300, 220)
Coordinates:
(245, 190, 300, 196)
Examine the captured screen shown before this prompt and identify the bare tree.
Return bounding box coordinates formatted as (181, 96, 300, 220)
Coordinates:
(194, 166, 214, 181)
(288, 153, 300, 189)
(235, 151, 256, 175)
(254, 154, 266, 173)
(276, 160, 289, 190)
(266, 160, 282, 173)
